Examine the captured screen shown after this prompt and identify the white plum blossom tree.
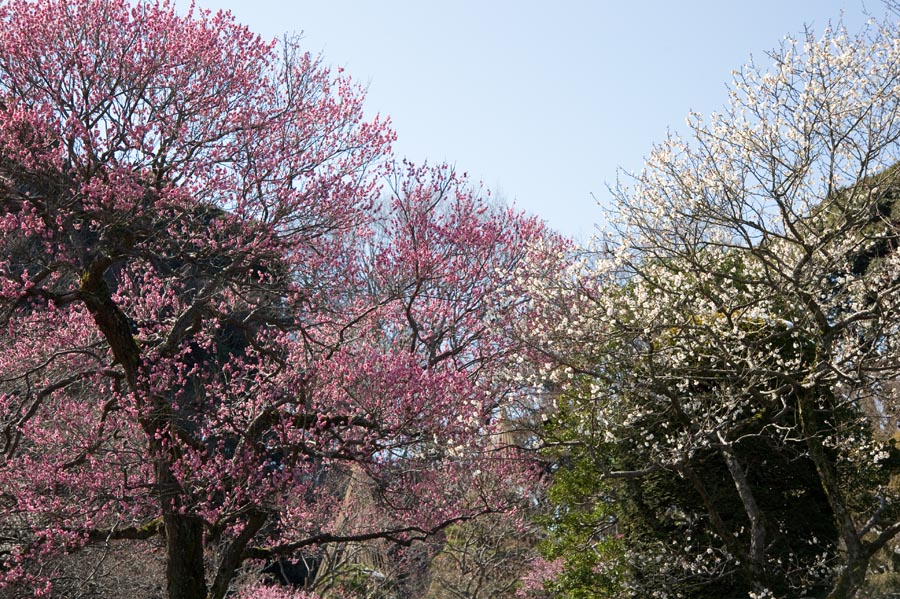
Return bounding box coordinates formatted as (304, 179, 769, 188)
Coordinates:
(517, 15, 900, 599)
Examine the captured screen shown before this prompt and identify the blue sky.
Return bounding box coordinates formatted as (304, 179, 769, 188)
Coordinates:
(194, 1, 889, 241)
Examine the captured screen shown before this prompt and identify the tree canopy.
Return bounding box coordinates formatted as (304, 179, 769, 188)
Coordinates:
(516, 16, 900, 599)
(0, 2, 561, 598)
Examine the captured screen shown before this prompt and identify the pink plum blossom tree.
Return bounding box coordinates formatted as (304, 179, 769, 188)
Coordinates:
(0, 2, 557, 598)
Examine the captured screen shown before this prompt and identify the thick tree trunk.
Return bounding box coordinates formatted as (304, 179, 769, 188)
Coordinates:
(165, 513, 208, 599)
(80, 260, 208, 599)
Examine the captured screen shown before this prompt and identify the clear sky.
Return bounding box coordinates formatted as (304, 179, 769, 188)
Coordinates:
(192, 0, 890, 242)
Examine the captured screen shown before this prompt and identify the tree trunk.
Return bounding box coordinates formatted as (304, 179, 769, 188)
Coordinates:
(826, 554, 871, 599)
(208, 511, 268, 599)
(165, 513, 208, 599)
(717, 433, 766, 567)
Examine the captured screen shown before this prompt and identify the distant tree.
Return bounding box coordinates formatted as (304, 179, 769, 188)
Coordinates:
(0, 2, 559, 598)
(515, 16, 900, 599)
(423, 513, 542, 599)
